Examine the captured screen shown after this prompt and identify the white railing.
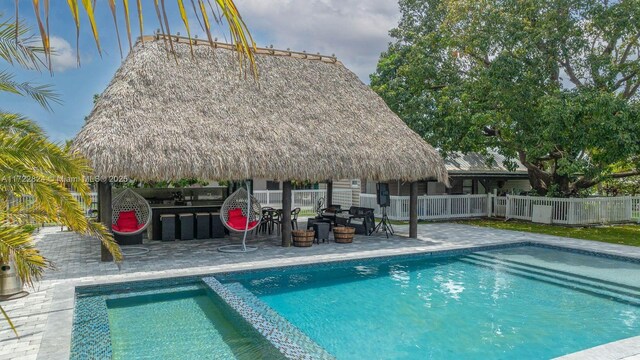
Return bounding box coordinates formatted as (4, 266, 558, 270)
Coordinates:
(6, 192, 98, 224)
(8, 192, 98, 214)
(505, 195, 639, 225)
(494, 196, 507, 217)
(360, 193, 640, 224)
(71, 192, 99, 213)
(632, 197, 640, 221)
(9, 190, 639, 226)
(360, 194, 489, 221)
(254, 189, 353, 213)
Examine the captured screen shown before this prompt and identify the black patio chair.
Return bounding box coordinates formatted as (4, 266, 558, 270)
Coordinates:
(259, 207, 274, 234)
(271, 209, 282, 235)
(291, 207, 301, 229)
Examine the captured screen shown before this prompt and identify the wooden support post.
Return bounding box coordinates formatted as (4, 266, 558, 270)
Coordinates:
(410, 181, 418, 239)
(281, 181, 292, 247)
(97, 181, 113, 262)
(326, 180, 333, 208)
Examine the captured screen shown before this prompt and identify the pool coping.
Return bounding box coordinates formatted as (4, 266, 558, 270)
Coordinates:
(39, 238, 640, 360)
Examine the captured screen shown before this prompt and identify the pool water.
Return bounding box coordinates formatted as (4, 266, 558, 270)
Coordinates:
(222, 246, 640, 359)
(106, 288, 283, 360)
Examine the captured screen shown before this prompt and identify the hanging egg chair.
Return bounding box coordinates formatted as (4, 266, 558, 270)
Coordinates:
(218, 181, 261, 253)
(111, 188, 152, 236)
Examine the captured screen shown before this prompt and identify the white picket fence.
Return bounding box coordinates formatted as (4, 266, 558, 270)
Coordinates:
(360, 193, 640, 224)
(6, 192, 98, 224)
(7, 190, 639, 226)
(494, 196, 508, 217)
(9, 193, 98, 214)
(254, 189, 353, 213)
(360, 194, 489, 221)
(505, 195, 639, 225)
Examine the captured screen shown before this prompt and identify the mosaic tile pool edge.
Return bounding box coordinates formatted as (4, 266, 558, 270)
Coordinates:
(69, 295, 111, 360)
(202, 277, 333, 360)
(223, 282, 334, 359)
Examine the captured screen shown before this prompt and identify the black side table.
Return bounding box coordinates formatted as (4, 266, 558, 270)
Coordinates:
(313, 222, 331, 244)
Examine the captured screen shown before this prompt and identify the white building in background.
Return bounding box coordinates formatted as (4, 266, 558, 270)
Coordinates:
(361, 151, 531, 197)
(254, 151, 531, 202)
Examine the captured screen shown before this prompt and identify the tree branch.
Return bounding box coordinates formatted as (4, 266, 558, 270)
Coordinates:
(518, 150, 552, 183)
(609, 170, 640, 179)
(614, 71, 637, 90)
(560, 59, 583, 88)
(619, 32, 640, 65)
(624, 80, 640, 99)
(573, 169, 640, 190)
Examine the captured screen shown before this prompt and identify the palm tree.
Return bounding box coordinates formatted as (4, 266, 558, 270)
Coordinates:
(16, 0, 257, 75)
(2, 1, 256, 336)
(0, 17, 121, 337)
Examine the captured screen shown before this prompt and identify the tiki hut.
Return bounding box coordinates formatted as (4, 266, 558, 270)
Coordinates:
(74, 36, 448, 255)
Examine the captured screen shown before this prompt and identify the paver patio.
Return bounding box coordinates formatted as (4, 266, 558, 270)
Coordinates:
(1, 222, 639, 360)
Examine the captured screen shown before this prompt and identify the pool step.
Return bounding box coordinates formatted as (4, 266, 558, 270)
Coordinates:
(459, 255, 640, 305)
(224, 282, 334, 359)
(472, 252, 640, 294)
(201, 277, 335, 360)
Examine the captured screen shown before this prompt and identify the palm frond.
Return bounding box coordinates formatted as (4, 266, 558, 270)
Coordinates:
(0, 17, 45, 69)
(0, 128, 122, 262)
(14, 1, 257, 76)
(0, 305, 18, 337)
(0, 112, 45, 137)
(122, 0, 133, 51)
(177, 0, 195, 57)
(0, 71, 60, 110)
(107, 0, 123, 58)
(0, 223, 51, 286)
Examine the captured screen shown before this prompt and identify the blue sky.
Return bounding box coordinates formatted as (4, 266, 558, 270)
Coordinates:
(0, 1, 400, 142)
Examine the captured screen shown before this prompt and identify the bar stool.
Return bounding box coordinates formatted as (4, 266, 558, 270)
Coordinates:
(160, 214, 176, 241)
(195, 213, 210, 239)
(177, 213, 194, 240)
(210, 212, 225, 238)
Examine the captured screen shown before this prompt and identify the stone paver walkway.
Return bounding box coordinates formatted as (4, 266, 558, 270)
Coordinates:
(1, 222, 639, 359)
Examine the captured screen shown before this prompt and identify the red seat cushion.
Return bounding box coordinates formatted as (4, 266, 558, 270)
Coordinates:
(113, 210, 143, 233)
(226, 208, 258, 230)
(227, 219, 259, 231)
(228, 208, 244, 221)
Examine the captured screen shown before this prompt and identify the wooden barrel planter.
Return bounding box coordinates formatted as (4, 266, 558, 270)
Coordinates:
(292, 229, 315, 247)
(333, 226, 355, 243)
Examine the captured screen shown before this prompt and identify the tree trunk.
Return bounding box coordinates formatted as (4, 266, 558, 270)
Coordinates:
(409, 182, 418, 238)
(326, 181, 333, 208)
(281, 181, 292, 247)
(527, 169, 548, 195)
(98, 181, 113, 262)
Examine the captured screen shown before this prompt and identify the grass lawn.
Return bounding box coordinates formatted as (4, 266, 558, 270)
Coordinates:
(456, 218, 640, 247)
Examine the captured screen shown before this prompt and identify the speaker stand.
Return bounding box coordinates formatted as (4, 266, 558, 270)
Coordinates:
(374, 206, 394, 238)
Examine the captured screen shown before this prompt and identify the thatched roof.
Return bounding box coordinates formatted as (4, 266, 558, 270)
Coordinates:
(75, 37, 448, 183)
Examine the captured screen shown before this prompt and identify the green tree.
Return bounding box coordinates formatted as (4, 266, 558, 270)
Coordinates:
(0, 17, 121, 336)
(372, 0, 640, 196)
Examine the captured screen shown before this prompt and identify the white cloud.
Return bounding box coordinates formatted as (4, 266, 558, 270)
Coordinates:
(49, 36, 78, 72)
(233, 0, 400, 82)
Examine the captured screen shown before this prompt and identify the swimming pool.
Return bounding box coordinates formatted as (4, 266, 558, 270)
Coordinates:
(71, 244, 640, 359)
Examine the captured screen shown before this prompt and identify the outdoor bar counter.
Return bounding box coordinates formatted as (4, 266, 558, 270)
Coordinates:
(113, 186, 228, 241)
(148, 204, 222, 240)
